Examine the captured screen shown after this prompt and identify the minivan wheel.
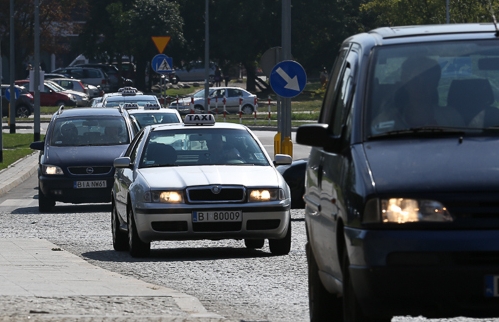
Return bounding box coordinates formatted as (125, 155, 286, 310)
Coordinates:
(307, 242, 342, 321)
(38, 187, 54, 213)
(342, 245, 391, 322)
(269, 219, 291, 255)
(128, 206, 150, 257)
(112, 201, 128, 251)
(16, 105, 31, 118)
(244, 239, 265, 249)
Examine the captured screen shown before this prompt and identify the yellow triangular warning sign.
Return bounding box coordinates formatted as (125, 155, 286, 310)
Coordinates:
(151, 36, 171, 53)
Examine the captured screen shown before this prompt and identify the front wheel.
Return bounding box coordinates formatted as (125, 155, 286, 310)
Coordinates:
(128, 206, 150, 257)
(112, 201, 128, 251)
(342, 245, 392, 322)
(307, 242, 342, 321)
(268, 218, 291, 255)
(38, 186, 55, 213)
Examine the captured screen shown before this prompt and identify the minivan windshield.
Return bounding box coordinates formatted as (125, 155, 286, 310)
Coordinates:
(366, 40, 499, 137)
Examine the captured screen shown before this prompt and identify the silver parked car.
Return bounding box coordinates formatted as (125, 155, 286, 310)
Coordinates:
(169, 86, 258, 115)
(112, 114, 292, 257)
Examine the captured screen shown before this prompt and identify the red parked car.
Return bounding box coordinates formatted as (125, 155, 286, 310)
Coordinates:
(15, 80, 76, 107)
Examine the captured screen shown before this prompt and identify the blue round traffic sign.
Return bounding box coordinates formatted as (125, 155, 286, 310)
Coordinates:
(5, 87, 20, 100)
(151, 54, 173, 74)
(269, 60, 307, 98)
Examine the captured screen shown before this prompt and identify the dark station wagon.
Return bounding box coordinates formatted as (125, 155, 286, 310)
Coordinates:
(297, 23, 499, 321)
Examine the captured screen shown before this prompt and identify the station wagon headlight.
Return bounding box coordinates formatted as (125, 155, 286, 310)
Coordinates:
(248, 188, 284, 202)
(145, 191, 183, 203)
(42, 164, 64, 175)
(363, 198, 453, 223)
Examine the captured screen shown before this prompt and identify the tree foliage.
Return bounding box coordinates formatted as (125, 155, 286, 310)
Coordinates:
(0, 0, 85, 79)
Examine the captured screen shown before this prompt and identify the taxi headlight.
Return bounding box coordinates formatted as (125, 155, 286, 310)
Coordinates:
(248, 188, 284, 202)
(363, 198, 453, 223)
(42, 165, 64, 175)
(145, 191, 183, 203)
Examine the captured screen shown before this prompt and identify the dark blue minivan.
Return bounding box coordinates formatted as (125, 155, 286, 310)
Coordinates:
(297, 24, 499, 321)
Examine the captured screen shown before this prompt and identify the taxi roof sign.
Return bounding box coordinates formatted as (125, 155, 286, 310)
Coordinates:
(144, 103, 161, 110)
(184, 114, 215, 125)
(121, 103, 140, 110)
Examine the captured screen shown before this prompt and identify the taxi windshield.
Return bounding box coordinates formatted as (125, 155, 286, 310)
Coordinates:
(366, 40, 499, 138)
(140, 128, 269, 167)
(51, 116, 129, 146)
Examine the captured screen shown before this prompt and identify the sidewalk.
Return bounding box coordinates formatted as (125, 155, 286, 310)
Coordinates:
(0, 154, 229, 321)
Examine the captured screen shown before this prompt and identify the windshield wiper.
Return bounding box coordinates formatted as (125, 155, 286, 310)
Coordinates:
(368, 126, 467, 139)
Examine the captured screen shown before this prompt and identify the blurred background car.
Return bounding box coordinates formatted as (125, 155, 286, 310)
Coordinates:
(50, 77, 103, 99)
(90, 97, 103, 107)
(43, 73, 72, 80)
(127, 107, 182, 129)
(1, 84, 34, 117)
(276, 158, 307, 209)
(47, 81, 90, 107)
(169, 86, 257, 115)
(51, 67, 111, 92)
(15, 79, 76, 107)
(73, 63, 132, 92)
(174, 61, 216, 82)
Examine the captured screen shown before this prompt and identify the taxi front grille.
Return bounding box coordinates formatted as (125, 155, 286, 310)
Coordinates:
(68, 166, 112, 175)
(187, 186, 245, 203)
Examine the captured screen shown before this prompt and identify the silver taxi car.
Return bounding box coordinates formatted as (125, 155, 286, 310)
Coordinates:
(112, 114, 293, 257)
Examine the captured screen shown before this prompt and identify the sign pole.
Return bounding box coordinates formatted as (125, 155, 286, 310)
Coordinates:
(281, 0, 292, 157)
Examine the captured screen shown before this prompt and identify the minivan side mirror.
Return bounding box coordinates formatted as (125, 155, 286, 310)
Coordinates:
(30, 141, 44, 151)
(296, 123, 341, 152)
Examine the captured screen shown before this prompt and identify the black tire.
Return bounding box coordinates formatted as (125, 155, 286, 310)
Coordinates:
(15, 104, 31, 118)
(244, 239, 265, 249)
(307, 242, 342, 321)
(269, 218, 291, 255)
(55, 101, 66, 107)
(38, 187, 54, 213)
(241, 104, 254, 115)
(128, 206, 150, 257)
(342, 246, 391, 322)
(112, 201, 128, 251)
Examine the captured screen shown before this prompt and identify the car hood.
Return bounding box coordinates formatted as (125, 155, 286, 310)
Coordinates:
(139, 166, 284, 189)
(363, 137, 499, 194)
(46, 145, 127, 166)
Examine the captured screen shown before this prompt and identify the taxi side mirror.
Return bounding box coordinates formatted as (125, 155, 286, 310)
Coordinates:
(114, 157, 132, 168)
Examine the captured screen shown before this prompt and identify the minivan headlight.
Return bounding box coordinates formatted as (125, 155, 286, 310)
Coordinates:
(363, 198, 453, 223)
(42, 164, 64, 175)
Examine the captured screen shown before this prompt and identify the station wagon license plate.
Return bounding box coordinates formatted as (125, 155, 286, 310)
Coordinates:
(485, 275, 499, 297)
(74, 180, 107, 189)
(192, 210, 242, 222)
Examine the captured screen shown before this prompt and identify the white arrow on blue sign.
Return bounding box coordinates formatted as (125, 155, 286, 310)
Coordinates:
(269, 60, 307, 98)
(5, 87, 20, 100)
(151, 54, 173, 74)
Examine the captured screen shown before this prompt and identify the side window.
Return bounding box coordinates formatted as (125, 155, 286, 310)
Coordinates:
(322, 46, 358, 136)
(320, 48, 349, 123)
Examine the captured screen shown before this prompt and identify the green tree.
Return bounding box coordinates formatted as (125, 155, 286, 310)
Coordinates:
(361, 0, 497, 26)
(78, 0, 185, 90)
(0, 0, 86, 79)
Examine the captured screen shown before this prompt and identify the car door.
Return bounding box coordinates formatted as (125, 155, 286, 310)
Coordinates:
(226, 88, 242, 113)
(115, 131, 144, 221)
(307, 44, 359, 279)
(209, 88, 226, 112)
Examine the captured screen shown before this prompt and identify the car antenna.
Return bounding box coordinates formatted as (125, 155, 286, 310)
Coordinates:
(488, 0, 499, 37)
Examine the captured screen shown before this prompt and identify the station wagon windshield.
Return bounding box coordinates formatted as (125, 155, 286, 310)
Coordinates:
(367, 40, 499, 137)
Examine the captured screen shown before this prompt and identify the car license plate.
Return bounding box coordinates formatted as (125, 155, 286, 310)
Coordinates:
(74, 180, 107, 189)
(485, 275, 499, 297)
(192, 210, 242, 222)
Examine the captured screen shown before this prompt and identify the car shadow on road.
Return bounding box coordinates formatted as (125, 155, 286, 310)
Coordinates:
(82, 246, 274, 263)
(10, 203, 111, 215)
